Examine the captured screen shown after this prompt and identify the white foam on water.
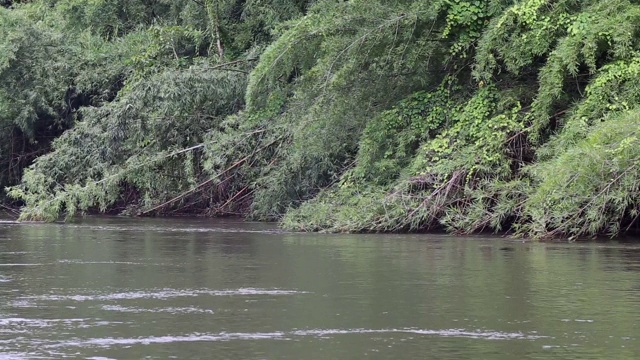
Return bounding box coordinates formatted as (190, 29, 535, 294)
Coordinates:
(100, 305, 215, 315)
(57, 260, 145, 265)
(8, 300, 37, 308)
(0, 329, 31, 334)
(62, 224, 285, 234)
(26, 288, 308, 302)
(0, 352, 54, 360)
(51, 332, 287, 348)
(290, 328, 547, 340)
(47, 327, 547, 349)
(0, 318, 91, 330)
(0, 318, 125, 332)
(0, 276, 12, 283)
(0, 263, 47, 266)
(561, 319, 594, 323)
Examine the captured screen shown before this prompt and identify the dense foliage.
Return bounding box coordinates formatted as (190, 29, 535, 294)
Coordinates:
(4, 0, 640, 239)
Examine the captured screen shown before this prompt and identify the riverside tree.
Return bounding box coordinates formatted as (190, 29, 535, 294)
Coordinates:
(6, 0, 640, 239)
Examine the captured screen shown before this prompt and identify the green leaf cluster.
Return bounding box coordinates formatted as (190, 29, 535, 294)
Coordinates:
(8, 0, 640, 239)
(283, 0, 640, 238)
(3, 0, 310, 213)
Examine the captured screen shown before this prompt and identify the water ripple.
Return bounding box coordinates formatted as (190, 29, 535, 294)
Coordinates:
(60, 224, 286, 234)
(57, 260, 145, 265)
(0, 317, 123, 328)
(42, 328, 547, 349)
(0, 264, 48, 267)
(100, 305, 215, 315)
(290, 328, 548, 340)
(23, 288, 309, 302)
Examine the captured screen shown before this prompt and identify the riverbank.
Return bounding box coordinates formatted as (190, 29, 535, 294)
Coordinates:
(3, 1, 640, 239)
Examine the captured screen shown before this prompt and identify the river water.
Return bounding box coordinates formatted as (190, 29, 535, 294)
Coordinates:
(0, 217, 639, 359)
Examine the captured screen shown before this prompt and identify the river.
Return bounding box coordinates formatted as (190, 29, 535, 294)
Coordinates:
(0, 217, 639, 359)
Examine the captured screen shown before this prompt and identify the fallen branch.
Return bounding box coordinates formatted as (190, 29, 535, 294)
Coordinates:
(213, 186, 253, 214)
(0, 203, 20, 218)
(139, 155, 249, 216)
(139, 137, 281, 216)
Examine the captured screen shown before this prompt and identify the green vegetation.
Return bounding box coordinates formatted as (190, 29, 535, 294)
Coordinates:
(3, 0, 640, 239)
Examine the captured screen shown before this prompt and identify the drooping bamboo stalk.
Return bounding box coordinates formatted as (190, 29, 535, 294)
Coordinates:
(205, 0, 224, 59)
(139, 137, 282, 216)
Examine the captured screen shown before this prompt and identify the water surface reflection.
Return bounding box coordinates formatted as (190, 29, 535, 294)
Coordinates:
(0, 218, 639, 359)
